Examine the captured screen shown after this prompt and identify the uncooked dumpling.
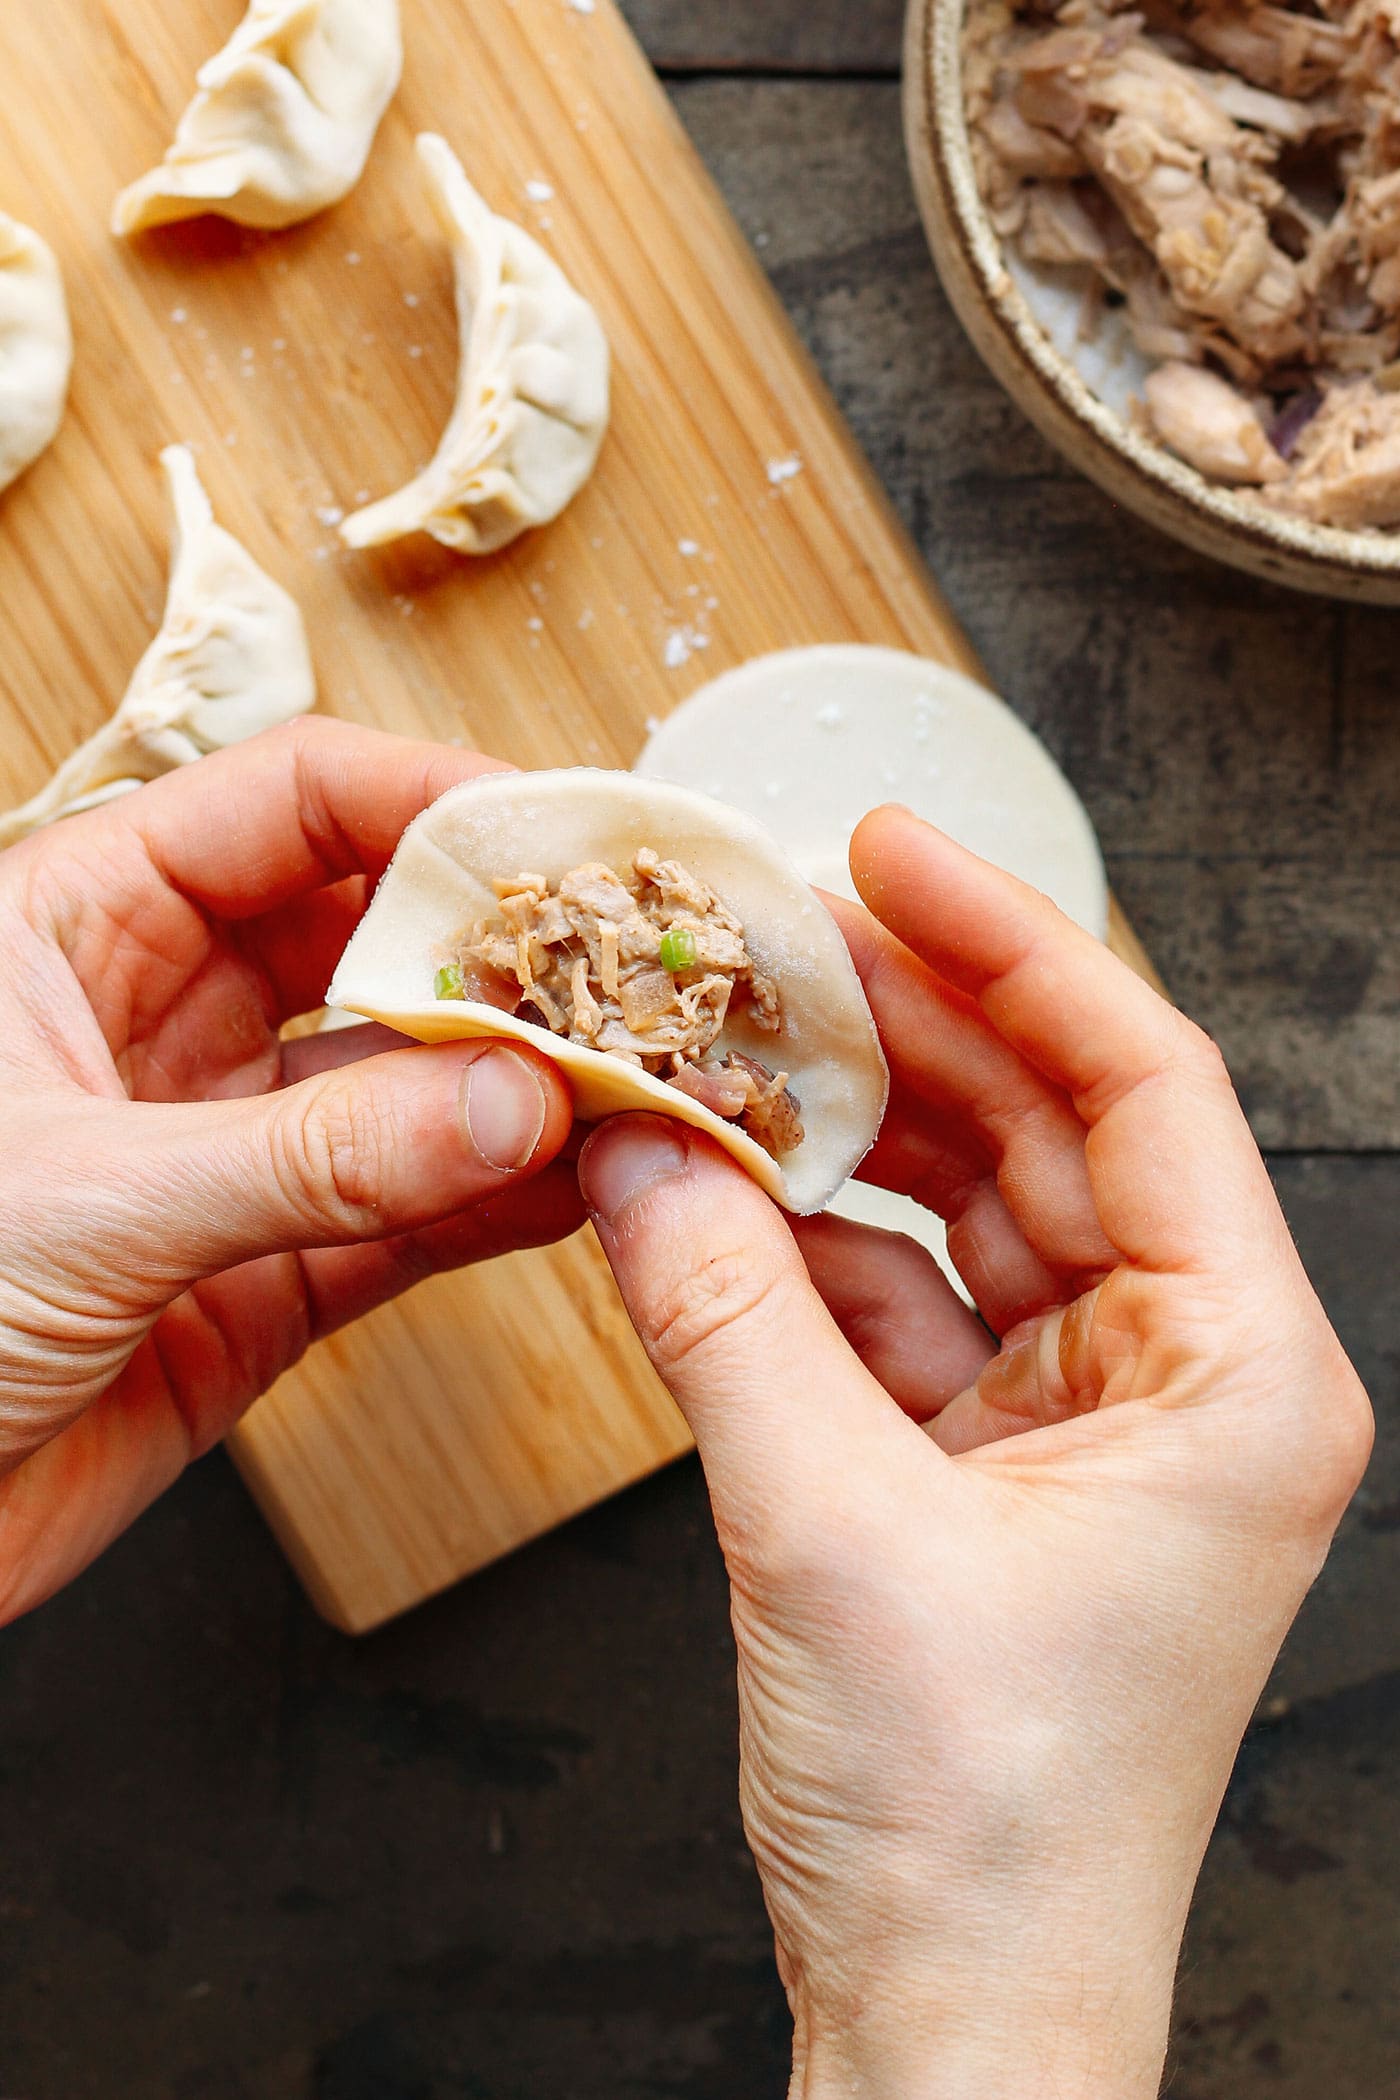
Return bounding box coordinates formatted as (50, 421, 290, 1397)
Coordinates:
(327, 770, 887, 1214)
(111, 0, 402, 235)
(0, 446, 315, 847)
(0, 211, 72, 495)
(340, 134, 610, 555)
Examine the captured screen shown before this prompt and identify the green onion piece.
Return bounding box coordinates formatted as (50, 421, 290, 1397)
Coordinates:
(659, 926, 697, 974)
(434, 962, 467, 1001)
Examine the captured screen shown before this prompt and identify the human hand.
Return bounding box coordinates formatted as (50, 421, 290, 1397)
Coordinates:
(577, 807, 1371, 2099)
(0, 719, 580, 1624)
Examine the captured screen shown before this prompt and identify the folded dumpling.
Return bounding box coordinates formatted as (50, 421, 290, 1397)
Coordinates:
(0, 211, 72, 496)
(112, 0, 402, 235)
(327, 770, 888, 1213)
(340, 134, 610, 555)
(0, 446, 315, 846)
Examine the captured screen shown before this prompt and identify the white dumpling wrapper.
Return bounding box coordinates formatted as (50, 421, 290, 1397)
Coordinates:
(635, 644, 1112, 1301)
(635, 646, 1109, 936)
(0, 445, 315, 847)
(111, 0, 402, 235)
(340, 134, 610, 555)
(0, 212, 72, 495)
(327, 770, 888, 1213)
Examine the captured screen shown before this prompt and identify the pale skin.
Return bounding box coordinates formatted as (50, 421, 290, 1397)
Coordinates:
(0, 729, 1373, 2093)
(0, 720, 581, 1621)
(577, 807, 1374, 2097)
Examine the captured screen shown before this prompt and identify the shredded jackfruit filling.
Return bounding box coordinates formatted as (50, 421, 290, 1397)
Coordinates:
(967, 0, 1400, 528)
(448, 850, 805, 1160)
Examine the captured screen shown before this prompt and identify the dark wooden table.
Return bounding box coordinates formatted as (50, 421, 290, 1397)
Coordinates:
(2, 8, 1397, 2095)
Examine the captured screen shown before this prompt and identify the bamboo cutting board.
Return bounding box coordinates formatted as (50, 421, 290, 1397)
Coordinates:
(0, 0, 1158, 1631)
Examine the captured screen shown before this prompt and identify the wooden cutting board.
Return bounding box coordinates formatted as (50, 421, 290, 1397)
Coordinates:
(0, 0, 1159, 1631)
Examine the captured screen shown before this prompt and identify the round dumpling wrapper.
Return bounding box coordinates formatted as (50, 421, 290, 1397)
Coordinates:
(635, 645, 1107, 935)
(327, 768, 889, 1214)
(634, 644, 1110, 1299)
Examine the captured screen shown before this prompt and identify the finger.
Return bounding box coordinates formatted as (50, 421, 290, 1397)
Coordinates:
(297, 1159, 588, 1337)
(853, 1078, 996, 1211)
(946, 1183, 1065, 1334)
(158, 1163, 588, 1407)
(578, 1116, 943, 1538)
(790, 1211, 993, 1420)
(279, 1019, 410, 1084)
(238, 873, 370, 1023)
(831, 894, 1114, 1280)
(123, 716, 510, 920)
(850, 807, 1281, 1274)
(855, 1120, 1075, 1335)
(850, 807, 1181, 1105)
(852, 1104, 1096, 1331)
(927, 1291, 1113, 1456)
(103, 1037, 576, 1293)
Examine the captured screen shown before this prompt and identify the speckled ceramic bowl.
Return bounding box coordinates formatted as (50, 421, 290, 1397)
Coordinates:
(903, 0, 1400, 604)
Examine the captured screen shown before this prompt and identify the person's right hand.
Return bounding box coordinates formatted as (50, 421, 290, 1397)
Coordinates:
(577, 807, 1372, 2099)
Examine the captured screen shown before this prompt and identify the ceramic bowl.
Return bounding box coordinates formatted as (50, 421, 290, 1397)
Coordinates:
(902, 0, 1400, 605)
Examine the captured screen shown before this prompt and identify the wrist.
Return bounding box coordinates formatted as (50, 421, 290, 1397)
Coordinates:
(793, 2036, 1167, 2100)
(793, 2025, 1168, 2100)
(788, 1958, 1174, 2100)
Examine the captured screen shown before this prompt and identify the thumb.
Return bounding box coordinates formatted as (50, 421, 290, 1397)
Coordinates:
(118, 1039, 574, 1289)
(579, 1115, 903, 1529)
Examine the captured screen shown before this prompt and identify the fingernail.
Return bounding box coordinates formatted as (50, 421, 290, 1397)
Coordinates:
(975, 1331, 1039, 1420)
(463, 1048, 547, 1171)
(580, 1117, 689, 1225)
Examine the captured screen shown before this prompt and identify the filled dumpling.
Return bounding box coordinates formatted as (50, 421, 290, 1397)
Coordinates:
(340, 134, 610, 556)
(327, 770, 888, 1214)
(0, 211, 72, 496)
(0, 446, 315, 847)
(111, 0, 402, 235)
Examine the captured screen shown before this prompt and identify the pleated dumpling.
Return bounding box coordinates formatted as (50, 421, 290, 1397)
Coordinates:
(0, 446, 315, 847)
(112, 0, 402, 235)
(327, 770, 888, 1214)
(0, 211, 72, 496)
(340, 134, 610, 556)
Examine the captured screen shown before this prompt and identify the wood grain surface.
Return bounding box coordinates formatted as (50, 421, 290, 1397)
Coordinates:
(0, 25, 1396, 2100)
(1, 0, 1151, 1632)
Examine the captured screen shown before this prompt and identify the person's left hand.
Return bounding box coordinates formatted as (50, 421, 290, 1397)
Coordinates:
(0, 719, 583, 1623)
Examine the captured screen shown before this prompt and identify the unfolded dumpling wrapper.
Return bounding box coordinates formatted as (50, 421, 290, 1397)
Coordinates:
(0, 446, 315, 847)
(340, 134, 610, 555)
(111, 0, 402, 235)
(0, 211, 72, 495)
(327, 770, 889, 1213)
